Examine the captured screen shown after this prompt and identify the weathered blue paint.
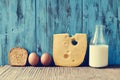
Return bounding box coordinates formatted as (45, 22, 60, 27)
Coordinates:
(0, 0, 120, 65)
(36, 0, 47, 56)
(0, 0, 36, 65)
(83, 0, 120, 65)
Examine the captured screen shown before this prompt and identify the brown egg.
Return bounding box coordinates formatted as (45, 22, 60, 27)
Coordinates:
(28, 52, 39, 66)
(41, 53, 52, 66)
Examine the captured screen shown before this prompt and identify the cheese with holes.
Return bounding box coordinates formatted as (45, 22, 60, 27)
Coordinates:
(53, 33, 87, 66)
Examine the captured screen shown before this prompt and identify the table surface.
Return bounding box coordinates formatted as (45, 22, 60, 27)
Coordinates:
(0, 65, 120, 80)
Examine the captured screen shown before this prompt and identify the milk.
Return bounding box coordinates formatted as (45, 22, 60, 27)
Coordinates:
(89, 45, 108, 67)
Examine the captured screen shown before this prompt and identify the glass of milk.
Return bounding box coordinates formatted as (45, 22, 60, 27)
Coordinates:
(89, 25, 108, 68)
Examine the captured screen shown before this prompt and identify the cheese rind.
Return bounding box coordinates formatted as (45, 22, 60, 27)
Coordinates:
(53, 33, 87, 66)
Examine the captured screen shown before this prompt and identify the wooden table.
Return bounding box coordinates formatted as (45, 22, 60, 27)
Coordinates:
(0, 65, 120, 80)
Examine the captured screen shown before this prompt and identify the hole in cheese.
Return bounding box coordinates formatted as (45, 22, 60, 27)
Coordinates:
(64, 54, 69, 58)
(53, 33, 87, 66)
(71, 39, 78, 45)
(66, 50, 69, 53)
(72, 59, 75, 62)
(64, 41, 69, 46)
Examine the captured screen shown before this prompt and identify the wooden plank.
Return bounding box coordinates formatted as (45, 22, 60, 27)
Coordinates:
(0, 65, 120, 80)
(103, 0, 118, 65)
(44, 0, 83, 57)
(46, 0, 58, 55)
(0, 0, 8, 34)
(4, 0, 36, 66)
(23, 0, 36, 52)
(7, 0, 36, 52)
(0, 0, 9, 65)
(116, 6, 120, 64)
(0, 0, 120, 65)
(0, 0, 36, 65)
(36, 0, 47, 56)
(51, 0, 83, 34)
(0, 65, 10, 74)
(101, 0, 120, 65)
(83, 0, 119, 65)
(7, 0, 25, 50)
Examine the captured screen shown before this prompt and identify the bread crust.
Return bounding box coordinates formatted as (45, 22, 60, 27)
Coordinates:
(8, 47, 28, 66)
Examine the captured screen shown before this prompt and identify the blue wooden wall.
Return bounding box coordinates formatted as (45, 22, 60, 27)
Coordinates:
(0, 0, 120, 65)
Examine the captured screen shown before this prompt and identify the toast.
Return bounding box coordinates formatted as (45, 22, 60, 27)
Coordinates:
(8, 47, 28, 66)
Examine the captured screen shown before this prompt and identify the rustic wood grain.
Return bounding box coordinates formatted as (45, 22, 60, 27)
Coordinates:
(0, 0, 120, 65)
(36, 0, 47, 55)
(0, 0, 36, 65)
(0, 0, 9, 66)
(116, 6, 120, 64)
(83, 0, 120, 65)
(23, 0, 36, 52)
(0, 65, 120, 80)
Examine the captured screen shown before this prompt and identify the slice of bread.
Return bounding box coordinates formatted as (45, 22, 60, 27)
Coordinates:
(8, 47, 28, 66)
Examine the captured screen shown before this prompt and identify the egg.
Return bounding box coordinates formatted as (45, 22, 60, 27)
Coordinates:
(28, 52, 39, 66)
(41, 53, 52, 66)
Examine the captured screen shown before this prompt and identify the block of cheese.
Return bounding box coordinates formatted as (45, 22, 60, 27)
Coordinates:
(53, 33, 87, 66)
(8, 47, 28, 66)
